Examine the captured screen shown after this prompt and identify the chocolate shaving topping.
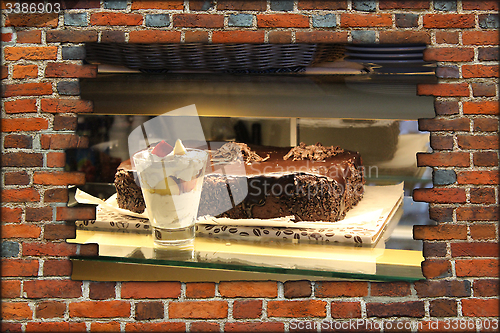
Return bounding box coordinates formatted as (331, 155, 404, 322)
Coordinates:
(283, 142, 344, 161)
(211, 142, 269, 165)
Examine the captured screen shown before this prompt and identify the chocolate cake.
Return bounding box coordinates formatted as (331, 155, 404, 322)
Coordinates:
(114, 142, 364, 222)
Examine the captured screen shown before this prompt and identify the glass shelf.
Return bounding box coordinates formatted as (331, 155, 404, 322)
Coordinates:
(69, 196, 432, 282)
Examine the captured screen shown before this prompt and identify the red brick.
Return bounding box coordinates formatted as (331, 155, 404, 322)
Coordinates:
(47, 152, 67, 168)
(190, 0, 214, 10)
(1, 301, 33, 320)
(44, 223, 75, 240)
(17, 30, 42, 43)
(4, 98, 38, 114)
(423, 14, 474, 28)
(88, 282, 116, 300)
(46, 30, 98, 43)
(470, 187, 496, 204)
(26, 322, 87, 332)
(423, 241, 448, 257)
(379, 31, 430, 44)
(22, 242, 78, 257)
(2, 152, 43, 167)
(69, 300, 130, 318)
(435, 31, 459, 44)
(457, 171, 499, 185)
(42, 259, 72, 276)
(451, 242, 499, 257)
(366, 301, 424, 318)
(434, 100, 459, 115)
(55, 206, 96, 221)
(1, 188, 40, 202)
(212, 31, 265, 43)
(421, 259, 453, 278)
(25, 280, 82, 298)
(457, 135, 498, 150)
(185, 282, 215, 298)
(463, 101, 499, 115)
(4, 46, 57, 61)
(5, 13, 58, 27)
(463, 65, 499, 79)
(418, 118, 470, 132)
(424, 47, 475, 62)
(217, 0, 265, 10)
(121, 281, 181, 299)
(417, 83, 470, 96)
(462, 0, 499, 10)
(184, 31, 209, 43)
(129, 31, 181, 43)
(413, 188, 466, 204)
(1, 280, 21, 298)
(457, 206, 499, 221)
(125, 322, 186, 332)
(34, 172, 85, 186)
(3, 170, 30, 185)
(1, 207, 22, 223)
(131, 0, 184, 9)
(36, 301, 66, 319)
(295, 31, 348, 43)
(470, 224, 497, 240)
(456, 259, 499, 277)
(2, 32, 12, 42)
(135, 301, 164, 320)
(90, 322, 121, 332)
(370, 282, 411, 297)
(1, 259, 38, 277)
(257, 14, 309, 28)
(79, 244, 99, 256)
(462, 299, 499, 317)
(1, 65, 7, 80)
(4, 134, 33, 148)
(463, 31, 499, 46)
(2, 82, 53, 97)
(90, 12, 143, 26)
(2, 224, 41, 238)
(268, 31, 292, 44)
(101, 30, 126, 43)
(472, 82, 497, 98)
(315, 281, 368, 297)
(13, 64, 38, 79)
(41, 134, 88, 149)
(430, 135, 453, 150)
(225, 322, 284, 332)
(298, 1, 347, 10)
(414, 225, 467, 240)
(341, 13, 392, 27)
(218, 281, 277, 298)
(330, 301, 361, 318)
(417, 152, 470, 167)
(233, 299, 262, 319)
(45, 63, 97, 78)
(429, 299, 457, 317)
(284, 280, 311, 298)
(414, 280, 471, 297)
(379, 1, 429, 9)
(473, 279, 499, 297)
(173, 14, 223, 28)
(190, 322, 220, 332)
(268, 300, 326, 318)
(474, 118, 499, 131)
(26, 207, 53, 222)
(43, 188, 68, 204)
(53, 116, 78, 131)
(169, 300, 228, 319)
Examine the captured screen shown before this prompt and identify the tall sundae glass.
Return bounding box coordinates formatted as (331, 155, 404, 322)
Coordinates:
(133, 139, 208, 246)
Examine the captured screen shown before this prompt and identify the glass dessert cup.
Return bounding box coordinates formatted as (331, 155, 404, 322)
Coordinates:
(133, 147, 208, 246)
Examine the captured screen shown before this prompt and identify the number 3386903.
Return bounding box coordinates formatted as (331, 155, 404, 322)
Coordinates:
(5, 2, 61, 14)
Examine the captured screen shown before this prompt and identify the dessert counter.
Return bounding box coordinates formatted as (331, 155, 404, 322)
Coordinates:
(68, 196, 430, 282)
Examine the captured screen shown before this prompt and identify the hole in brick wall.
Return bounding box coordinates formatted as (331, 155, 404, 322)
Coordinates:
(67, 43, 438, 281)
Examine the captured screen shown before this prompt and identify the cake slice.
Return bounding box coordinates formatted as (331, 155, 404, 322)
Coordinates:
(114, 142, 364, 222)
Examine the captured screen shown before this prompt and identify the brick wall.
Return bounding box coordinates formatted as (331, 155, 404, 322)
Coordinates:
(1, 0, 498, 331)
